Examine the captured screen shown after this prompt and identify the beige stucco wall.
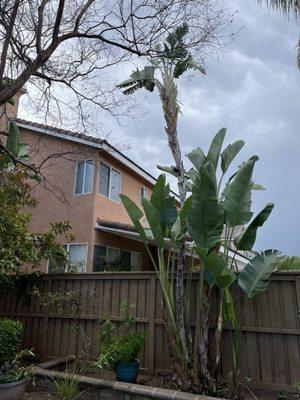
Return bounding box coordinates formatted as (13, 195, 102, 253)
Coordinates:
(20, 127, 154, 272)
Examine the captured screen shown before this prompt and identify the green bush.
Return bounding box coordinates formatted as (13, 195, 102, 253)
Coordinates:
(0, 319, 34, 383)
(0, 319, 22, 369)
(94, 302, 146, 369)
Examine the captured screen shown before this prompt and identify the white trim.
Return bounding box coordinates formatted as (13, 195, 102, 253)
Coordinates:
(73, 159, 94, 195)
(18, 121, 157, 186)
(95, 222, 250, 265)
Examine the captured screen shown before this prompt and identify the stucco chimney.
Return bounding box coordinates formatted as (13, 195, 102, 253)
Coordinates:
(0, 86, 26, 134)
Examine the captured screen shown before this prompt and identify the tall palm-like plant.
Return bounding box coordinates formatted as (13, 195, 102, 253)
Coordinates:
(121, 127, 284, 394)
(118, 24, 205, 369)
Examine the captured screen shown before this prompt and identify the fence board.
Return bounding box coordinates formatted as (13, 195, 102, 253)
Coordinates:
(0, 272, 299, 389)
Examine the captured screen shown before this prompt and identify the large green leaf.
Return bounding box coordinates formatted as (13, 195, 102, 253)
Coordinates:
(6, 121, 20, 156)
(223, 156, 258, 227)
(150, 174, 177, 232)
(220, 140, 245, 174)
(142, 198, 164, 250)
(234, 203, 274, 250)
(238, 249, 283, 298)
(206, 251, 236, 288)
(157, 165, 178, 177)
(207, 128, 226, 170)
(187, 161, 223, 251)
(187, 147, 206, 170)
(117, 66, 156, 95)
(223, 287, 237, 328)
(120, 195, 147, 244)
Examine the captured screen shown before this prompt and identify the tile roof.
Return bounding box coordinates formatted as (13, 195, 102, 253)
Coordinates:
(16, 118, 158, 185)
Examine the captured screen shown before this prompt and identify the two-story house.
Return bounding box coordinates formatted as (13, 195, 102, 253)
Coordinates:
(2, 91, 250, 273)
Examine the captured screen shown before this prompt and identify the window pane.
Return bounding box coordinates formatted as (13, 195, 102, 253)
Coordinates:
(68, 244, 87, 272)
(110, 168, 120, 202)
(99, 162, 110, 197)
(75, 161, 84, 194)
(107, 247, 120, 263)
(120, 250, 131, 265)
(84, 160, 94, 193)
(131, 252, 141, 271)
(93, 245, 107, 272)
(141, 187, 148, 201)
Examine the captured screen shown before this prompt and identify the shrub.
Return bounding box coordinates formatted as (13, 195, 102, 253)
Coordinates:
(0, 319, 22, 369)
(94, 302, 146, 369)
(0, 319, 34, 383)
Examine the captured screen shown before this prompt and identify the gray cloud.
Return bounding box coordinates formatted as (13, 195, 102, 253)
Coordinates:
(112, 1, 300, 255)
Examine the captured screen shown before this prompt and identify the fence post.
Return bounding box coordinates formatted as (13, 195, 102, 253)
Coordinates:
(148, 274, 156, 374)
(296, 276, 300, 321)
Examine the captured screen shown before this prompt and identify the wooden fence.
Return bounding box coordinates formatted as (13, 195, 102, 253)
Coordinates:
(0, 272, 299, 392)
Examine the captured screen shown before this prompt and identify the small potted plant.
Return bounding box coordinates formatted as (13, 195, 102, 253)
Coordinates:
(94, 302, 146, 383)
(0, 319, 34, 400)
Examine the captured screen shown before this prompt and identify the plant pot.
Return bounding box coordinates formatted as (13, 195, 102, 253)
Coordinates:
(0, 378, 29, 400)
(115, 359, 140, 383)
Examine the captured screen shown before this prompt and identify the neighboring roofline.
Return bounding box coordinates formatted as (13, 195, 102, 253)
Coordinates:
(17, 119, 158, 186)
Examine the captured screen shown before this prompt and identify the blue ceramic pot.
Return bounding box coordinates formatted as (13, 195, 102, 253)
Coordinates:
(115, 359, 140, 383)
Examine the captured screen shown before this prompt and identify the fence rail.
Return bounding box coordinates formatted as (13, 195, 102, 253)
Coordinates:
(0, 271, 299, 391)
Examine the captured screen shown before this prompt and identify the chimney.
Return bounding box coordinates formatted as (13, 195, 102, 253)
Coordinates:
(0, 86, 26, 134)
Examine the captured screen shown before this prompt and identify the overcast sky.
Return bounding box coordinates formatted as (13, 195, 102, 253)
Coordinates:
(20, 0, 299, 255)
(111, 0, 300, 255)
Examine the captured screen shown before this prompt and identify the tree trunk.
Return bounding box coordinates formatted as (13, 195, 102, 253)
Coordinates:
(159, 70, 189, 374)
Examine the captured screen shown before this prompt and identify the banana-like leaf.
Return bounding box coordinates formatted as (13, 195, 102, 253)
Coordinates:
(238, 249, 283, 298)
(6, 121, 20, 156)
(234, 203, 274, 250)
(223, 156, 258, 227)
(120, 195, 147, 244)
(150, 174, 177, 232)
(223, 287, 237, 328)
(187, 161, 223, 251)
(142, 198, 164, 250)
(207, 128, 226, 170)
(206, 251, 236, 288)
(220, 140, 245, 174)
(157, 164, 179, 177)
(187, 147, 206, 170)
(187, 168, 197, 183)
(251, 182, 265, 190)
(117, 66, 156, 95)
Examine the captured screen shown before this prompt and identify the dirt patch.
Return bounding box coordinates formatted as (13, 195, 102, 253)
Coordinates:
(24, 387, 52, 400)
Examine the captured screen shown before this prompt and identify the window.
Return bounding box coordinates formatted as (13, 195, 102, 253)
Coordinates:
(107, 247, 120, 262)
(131, 252, 141, 271)
(92, 245, 141, 271)
(48, 244, 87, 273)
(93, 245, 107, 272)
(99, 162, 121, 202)
(74, 160, 94, 194)
(141, 187, 148, 202)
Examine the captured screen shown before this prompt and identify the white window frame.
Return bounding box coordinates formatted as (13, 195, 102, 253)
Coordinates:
(47, 243, 88, 273)
(98, 161, 121, 203)
(74, 159, 94, 195)
(141, 187, 148, 202)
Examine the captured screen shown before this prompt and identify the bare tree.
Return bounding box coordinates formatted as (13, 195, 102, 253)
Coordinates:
(0, 0, 234, 130)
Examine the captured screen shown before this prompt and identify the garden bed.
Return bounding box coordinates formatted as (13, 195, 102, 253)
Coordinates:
(30, 358, 300, 400)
